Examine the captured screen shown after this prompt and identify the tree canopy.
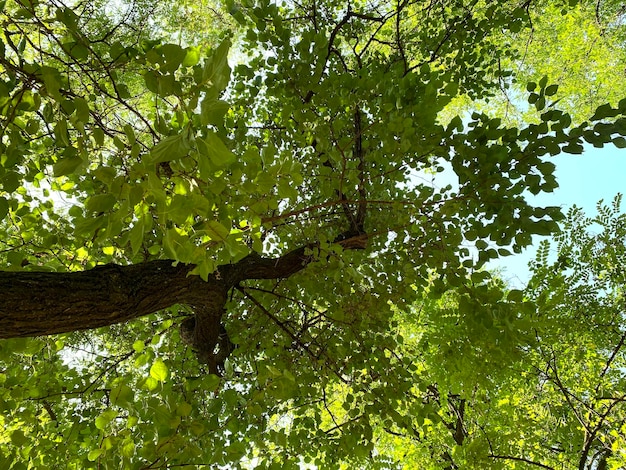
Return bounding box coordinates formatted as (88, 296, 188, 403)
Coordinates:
(1, 0, 626, 468)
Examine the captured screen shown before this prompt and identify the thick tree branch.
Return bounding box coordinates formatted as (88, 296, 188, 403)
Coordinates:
(0, 260, 207, 338)
(0, 232, 368, 342)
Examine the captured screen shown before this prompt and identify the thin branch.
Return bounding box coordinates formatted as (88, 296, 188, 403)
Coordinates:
(321, 10, 384, 77)
(354, 106, 367, 230)
(489, 454, 555, 469)
(541, 348, 592, 434)
(595, 329, 626, 395)
(259, 195, 473, 225)
(237, 286, 349, 385)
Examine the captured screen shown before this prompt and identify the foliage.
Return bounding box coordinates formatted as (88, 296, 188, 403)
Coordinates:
(350, 198, 626, 470)
(520, 196, 626, 470)
(447, 0, 626, 126)
(0, 0, 625, 468)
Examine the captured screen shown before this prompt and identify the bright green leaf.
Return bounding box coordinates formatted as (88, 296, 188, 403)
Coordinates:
(183, 47, 201, 66)
(87, 449, 103, 461)
(150, 358, 168, 382)
(95, 409, 117, 430)
(204, 220, 229, 242)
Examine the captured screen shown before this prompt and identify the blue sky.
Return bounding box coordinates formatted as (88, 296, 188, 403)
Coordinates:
(489, 145, 625, 287)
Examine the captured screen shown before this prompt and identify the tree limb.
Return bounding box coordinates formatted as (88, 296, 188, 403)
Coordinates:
(0, 232, 368, 347)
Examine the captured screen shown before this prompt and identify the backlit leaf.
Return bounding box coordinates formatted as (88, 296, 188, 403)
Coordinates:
(150, 358, 168, 382)
(204, 220, 229, 242)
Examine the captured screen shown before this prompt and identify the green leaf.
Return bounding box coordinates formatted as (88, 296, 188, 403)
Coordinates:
(205, 374, 221, 391)
(143, 70, 160, 94)
(563, 141, 584, 154)
(0, 196, 8, 220)
(95, 409, 117, 430)
(110, 384, 134, 407)
(54, 119, 70, 146)
(144, 376, 159, 391)
(129, 219, 144, 254)
(535, 96, 546, 111)
(74, 215, 106, 238)
(65, 41, 89, 61)
(507, 289, 524, 302)
(121, 439, 135, 458)
(61, 99, 75, 115)
(0, 81, 10, 107)
(56, 7, 79, 30)
(590, 103, 618, 121)
(190, 258, 216, 281)
(86, 194, 117, 213)
(1, 171, 20, 192)
(53, 156, 83, 176)
(202, 39, 231, 92)
(87, 449, 103, 462)
(163, 228, 191, 260)
(159, 44, 186, 73)
(10, 430, 27, 446)
(475, 239, 488, 250)
(40, 66, 62, 99)
(532, 220, 559, 236)
(150, 133, 190, 163)
(143, 70, 179, 97)
(124, 124, 135, 145)
(200, 99, 230, 126)
(149, 358, 168, 382)
(204, 220, 230, 242)
(176, 402, 193, 416)
(544, 84, 558, 96)
(92, 127, 105, 146)
(199, 132, 236, 167)
(183, 47, 201, 66)
(612, 136, 626, 148)
(16, 89, 40, 111)
(74, 97, 90, 123)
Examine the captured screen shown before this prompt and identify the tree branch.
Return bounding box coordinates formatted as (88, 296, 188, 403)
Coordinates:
(0, 232, 368, 340)
(489, 454, 555, 469)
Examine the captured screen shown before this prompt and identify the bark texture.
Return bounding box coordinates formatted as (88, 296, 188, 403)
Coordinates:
(0, 260, 206, 338)
(0, 233, 367, 369)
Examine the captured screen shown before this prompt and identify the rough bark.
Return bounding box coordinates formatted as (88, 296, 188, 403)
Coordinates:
(0, 233, 367, 367)
(0, 260, 204, 338)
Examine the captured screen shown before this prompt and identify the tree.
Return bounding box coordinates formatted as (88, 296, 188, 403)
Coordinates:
(451, 0, 626, 125)
(0, 0, 625, 467)
(385, 197, 626, 469)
